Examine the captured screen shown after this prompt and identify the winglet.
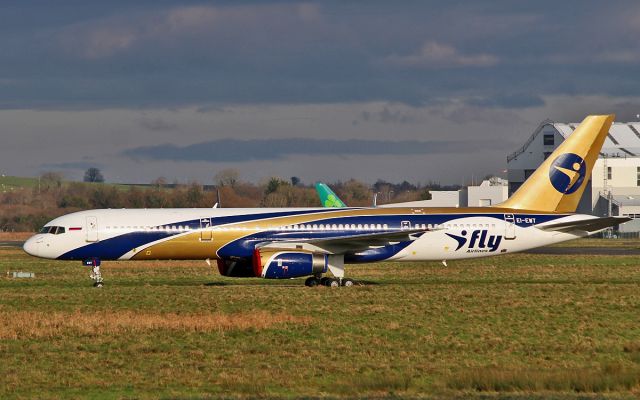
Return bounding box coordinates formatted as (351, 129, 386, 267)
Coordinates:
(498, 114, 615, 213)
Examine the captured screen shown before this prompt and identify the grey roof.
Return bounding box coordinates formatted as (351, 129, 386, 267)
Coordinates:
(509, 120, 640, 162)
(609, 194, 640, 206)
(555, 122, 640, 157)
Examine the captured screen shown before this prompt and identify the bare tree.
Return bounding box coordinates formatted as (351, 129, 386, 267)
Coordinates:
(40, 172, 63, 191)
(214, 168, 240, 188)
(151, 177, 167, 190)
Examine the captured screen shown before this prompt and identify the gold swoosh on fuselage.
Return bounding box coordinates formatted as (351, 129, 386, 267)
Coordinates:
(130, 207, 560, 260)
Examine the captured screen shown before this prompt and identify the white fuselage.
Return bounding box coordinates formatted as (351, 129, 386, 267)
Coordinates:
(23, 207, 589, 263)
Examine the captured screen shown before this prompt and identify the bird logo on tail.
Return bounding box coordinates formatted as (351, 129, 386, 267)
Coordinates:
(548, 153, 586, 194)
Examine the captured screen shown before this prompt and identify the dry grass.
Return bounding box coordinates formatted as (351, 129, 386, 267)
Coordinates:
(0, 310, 310, 339)
(448, 364, 640, 393)
(0, 231, 31, 241)
(2, 250, 640, 398)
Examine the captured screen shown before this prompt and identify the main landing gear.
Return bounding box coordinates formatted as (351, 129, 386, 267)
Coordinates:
(304, 255, 355, 287)
(83, 258, 104, 288)
(304, 275, 356, 287)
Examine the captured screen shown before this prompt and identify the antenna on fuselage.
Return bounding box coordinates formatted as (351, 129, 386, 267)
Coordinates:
(372, 193, 378, 208)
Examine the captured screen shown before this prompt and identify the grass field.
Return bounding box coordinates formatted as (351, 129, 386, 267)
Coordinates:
(0, 176, 39, 190)
(1, 246, 640, 399)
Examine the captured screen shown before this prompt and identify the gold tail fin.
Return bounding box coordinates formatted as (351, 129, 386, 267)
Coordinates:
(498, 114, 614, 213)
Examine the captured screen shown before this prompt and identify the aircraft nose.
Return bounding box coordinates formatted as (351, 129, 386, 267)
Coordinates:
(23, 236, 40, 257)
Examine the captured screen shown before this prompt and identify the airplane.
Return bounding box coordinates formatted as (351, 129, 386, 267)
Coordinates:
(315, 181, 438, 209)
(23, 115, 629, 288)
(316, 182, 347, 207)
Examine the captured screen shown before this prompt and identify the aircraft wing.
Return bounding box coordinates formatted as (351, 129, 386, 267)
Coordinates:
(259, 228, 435, 253)
(535, 216, 631, 233)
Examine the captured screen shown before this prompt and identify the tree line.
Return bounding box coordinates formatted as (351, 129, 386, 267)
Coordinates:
(0, 169, 445, 232)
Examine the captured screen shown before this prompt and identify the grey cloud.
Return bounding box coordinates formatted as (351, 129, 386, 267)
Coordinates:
(123, 138, 516, 163)
(40, 161, 102, 171)
(138, 117, 177, 131)
(611, 102, 640, 122)
(360, 106, 416, 124)
(382, 41, 499, 69)
(465, 94, 545, 109)
(0, 2, 639, 109)
(431, 105, 528, 125)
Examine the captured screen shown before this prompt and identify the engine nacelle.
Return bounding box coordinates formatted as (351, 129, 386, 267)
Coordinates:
(216, 258, 257, 277)
(253, 249, 327, 279)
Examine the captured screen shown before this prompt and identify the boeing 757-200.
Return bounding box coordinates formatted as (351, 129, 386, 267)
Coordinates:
(24, 115, 628, 287)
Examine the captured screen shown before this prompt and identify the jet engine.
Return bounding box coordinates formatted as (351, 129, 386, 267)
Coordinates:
(253, 248, 327, 279)
(216, 258, 257, 277)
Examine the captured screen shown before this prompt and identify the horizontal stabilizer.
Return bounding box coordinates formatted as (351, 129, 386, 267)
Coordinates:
(536, 216, 631, 233)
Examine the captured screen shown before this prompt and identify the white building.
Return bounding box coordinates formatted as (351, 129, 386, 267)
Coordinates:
(464, 177, 509, 207)
(508, 119, 640, 230)
(380, 190, 462, 208)
(382, 179, 508, 208)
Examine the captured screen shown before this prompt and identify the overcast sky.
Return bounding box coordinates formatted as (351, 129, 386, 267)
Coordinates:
(2, 1, 640, 185)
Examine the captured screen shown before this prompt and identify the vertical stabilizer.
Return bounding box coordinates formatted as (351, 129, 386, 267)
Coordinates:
(498, 114, 614, 213)
(315, 182, 347, 208)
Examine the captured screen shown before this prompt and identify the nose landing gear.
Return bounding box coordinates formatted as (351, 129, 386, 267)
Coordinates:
(83, 258, 104, 288)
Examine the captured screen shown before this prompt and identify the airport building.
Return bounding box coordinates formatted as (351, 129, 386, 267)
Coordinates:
(507, 120, 640, 232)
(398, 178, 508, 208)
(464, 177, 509, 207)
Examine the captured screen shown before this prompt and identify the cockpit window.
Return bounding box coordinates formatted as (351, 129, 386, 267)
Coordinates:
(39, 226, 66, 235)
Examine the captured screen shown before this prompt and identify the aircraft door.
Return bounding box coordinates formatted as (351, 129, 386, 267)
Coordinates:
(86, 216, 99, 242)
(504, 214, 516, 240)
(200, 217, 213, 241)
(401, 220, 411, 230)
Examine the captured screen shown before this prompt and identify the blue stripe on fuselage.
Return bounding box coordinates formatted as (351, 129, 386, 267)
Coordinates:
(216, 213, 567, 258)
(56, 208, 351, 260)
(59, 231, 177, 260)
(59, 211, 568, 260)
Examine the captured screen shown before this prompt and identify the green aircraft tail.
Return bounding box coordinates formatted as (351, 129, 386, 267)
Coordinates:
(315, 182, 347, 208)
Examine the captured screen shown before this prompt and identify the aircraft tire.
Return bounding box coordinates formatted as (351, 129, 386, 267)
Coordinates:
(304, 277, 319, 287)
